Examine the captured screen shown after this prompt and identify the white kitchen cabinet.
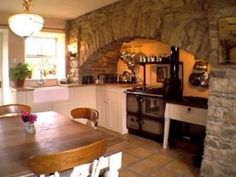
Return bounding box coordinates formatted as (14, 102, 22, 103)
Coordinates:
(70, 86, 97, 109)
(10, 86, 97, 117)
(31, 104, 53, 112)
(10, 89, 33, 105)
(96, 86, 128, 134)
(11, 89, 55, 112)
(10, 85, 128, 134)
(96, 87, 107, 128)
(52, 102, 72, 118)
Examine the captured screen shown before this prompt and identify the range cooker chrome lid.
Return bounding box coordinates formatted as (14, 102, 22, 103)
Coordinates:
(125, 87, 164, 97)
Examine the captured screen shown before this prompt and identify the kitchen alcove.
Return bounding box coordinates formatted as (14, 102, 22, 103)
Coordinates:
(117, 38, 209, 98)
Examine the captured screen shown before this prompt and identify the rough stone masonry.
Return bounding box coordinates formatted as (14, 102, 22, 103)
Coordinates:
(66, 0, 236, 176)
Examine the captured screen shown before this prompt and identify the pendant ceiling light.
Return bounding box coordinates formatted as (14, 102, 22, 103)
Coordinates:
(8, 0, 44, 38)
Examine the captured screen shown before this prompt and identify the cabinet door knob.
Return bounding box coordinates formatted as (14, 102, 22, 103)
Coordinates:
(187, 107, 191, 112)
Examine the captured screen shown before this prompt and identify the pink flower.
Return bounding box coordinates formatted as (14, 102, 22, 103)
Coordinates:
(21, 112, 37, 123)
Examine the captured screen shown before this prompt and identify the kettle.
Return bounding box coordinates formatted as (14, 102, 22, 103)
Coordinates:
(120, 71, 131, 83)
(189, 60, 210, 87)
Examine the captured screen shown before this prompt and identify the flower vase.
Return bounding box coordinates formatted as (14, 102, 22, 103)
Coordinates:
(25, 122, 36, 134)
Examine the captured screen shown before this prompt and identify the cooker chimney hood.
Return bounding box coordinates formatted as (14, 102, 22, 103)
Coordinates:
(164, 46, 182, 100)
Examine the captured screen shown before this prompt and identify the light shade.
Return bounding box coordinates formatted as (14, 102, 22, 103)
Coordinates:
(68, 43, 78, 55)
(8, 13, 44, 38)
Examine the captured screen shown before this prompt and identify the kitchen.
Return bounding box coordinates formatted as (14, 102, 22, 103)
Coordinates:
(0, 0, 236, 177)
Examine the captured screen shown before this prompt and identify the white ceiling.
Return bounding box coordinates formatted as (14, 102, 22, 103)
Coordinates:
(0, 0, 120, 20)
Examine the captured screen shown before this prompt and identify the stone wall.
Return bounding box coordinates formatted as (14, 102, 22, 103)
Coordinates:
(66, 0, 211, 81)
(201, 68, 236, 177)
(200, 0, 236, 176)
(66, 1, 236, 176)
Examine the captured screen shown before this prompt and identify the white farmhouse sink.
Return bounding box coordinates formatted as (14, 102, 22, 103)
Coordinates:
(34, 86, 69, 103)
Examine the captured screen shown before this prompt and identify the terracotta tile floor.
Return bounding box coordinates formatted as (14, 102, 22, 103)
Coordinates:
(99, 128, 200, 177)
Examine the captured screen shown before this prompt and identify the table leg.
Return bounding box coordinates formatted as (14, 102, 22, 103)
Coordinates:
(163, 117, 170, 149)
(104, 152, 122, 177)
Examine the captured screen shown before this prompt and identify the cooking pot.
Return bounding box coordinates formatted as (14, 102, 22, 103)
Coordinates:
(192, 60, 208, 74)
(189, 73, 201, 86)
(120, 71, 131, 83)
(200, 72, 210, 87)
(189, 72, 210, 87)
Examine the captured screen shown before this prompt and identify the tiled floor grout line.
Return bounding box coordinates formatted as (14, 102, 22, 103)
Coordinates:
(146, 157, 177, 177)
(120, 167, 144, 177)
(99, 128, 200, 177)
(122, 146, 178, 177)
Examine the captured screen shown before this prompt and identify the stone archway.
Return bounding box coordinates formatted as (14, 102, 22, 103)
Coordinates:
(78, 37, 134, 79)
(66, 0, 211, 82)
(66, 1, 236, 176)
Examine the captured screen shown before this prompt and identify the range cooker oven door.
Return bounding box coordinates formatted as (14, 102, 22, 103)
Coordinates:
(140, 96, 165, 137)
(141, 96, 165, 118)
(126, 94, 141, 131)
(126, 93, 165, 139)
(127, 115, 139, 130)
(141, 118, 164, 135)
(126, 94, 139, 113)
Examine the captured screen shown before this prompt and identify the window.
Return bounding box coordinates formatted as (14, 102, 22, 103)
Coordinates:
(25, 32, 65, 80)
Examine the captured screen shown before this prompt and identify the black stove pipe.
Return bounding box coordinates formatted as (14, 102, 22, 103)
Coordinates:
(170, 46, 179, 78)
(164, 46, 182, 100)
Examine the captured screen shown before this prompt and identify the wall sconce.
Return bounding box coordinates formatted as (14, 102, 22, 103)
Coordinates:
(68, 43, 78, 57)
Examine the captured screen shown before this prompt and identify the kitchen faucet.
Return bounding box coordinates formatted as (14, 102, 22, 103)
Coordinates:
(36, 69, 46, 86)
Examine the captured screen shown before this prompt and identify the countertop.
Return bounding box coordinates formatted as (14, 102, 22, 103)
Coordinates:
(125, 88, 208, 109)
(11, 83, 140, 91)
(165, 96, 208, 109)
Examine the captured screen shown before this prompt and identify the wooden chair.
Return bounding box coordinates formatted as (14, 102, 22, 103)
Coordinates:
(0, 104, 31, 118)
(27, 139, 107, 177)
(71, 108, 99, 128)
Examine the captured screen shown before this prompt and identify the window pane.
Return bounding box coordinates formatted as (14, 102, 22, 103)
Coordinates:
(25, 37, 56, 57)
(25, 38, 41, 56)
(25, 32, 65, 80)
(25, 58, 57, 79)
(41, 38, 56, 56)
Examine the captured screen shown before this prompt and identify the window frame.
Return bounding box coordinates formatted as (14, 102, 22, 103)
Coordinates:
(24, 31, 66, 80)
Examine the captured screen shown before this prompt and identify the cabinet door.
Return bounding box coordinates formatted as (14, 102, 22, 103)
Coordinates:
(14, 90, 33, 105)
(106, 88, 120, 133)
(16, 91, 28, 104)
(96, 87, 108, 128)
(72, 86, 97, 109)
(53, 102, 72, 118)
(96, 86, 128, 134)
(31, 104, 53, 112)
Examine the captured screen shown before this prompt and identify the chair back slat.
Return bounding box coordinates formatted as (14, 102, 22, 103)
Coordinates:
(27, 138, 107, 175)
(0, 104, 31, 118)
(71, 108, 99, 128)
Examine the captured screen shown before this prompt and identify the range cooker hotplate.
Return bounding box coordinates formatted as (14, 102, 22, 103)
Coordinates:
(126, 88, 208, 107)
(126, 87, 164, 97)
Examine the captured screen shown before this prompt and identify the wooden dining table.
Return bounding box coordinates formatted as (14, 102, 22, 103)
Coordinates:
(0, 111, 129, 177)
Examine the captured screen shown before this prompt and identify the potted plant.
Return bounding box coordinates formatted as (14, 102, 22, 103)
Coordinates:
(9, 63, 32, 87)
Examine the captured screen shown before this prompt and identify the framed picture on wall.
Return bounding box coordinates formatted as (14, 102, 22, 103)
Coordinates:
(156, 66, 168, 82)
(156, 62, 183, 88)
(218, 17, 236, 64)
